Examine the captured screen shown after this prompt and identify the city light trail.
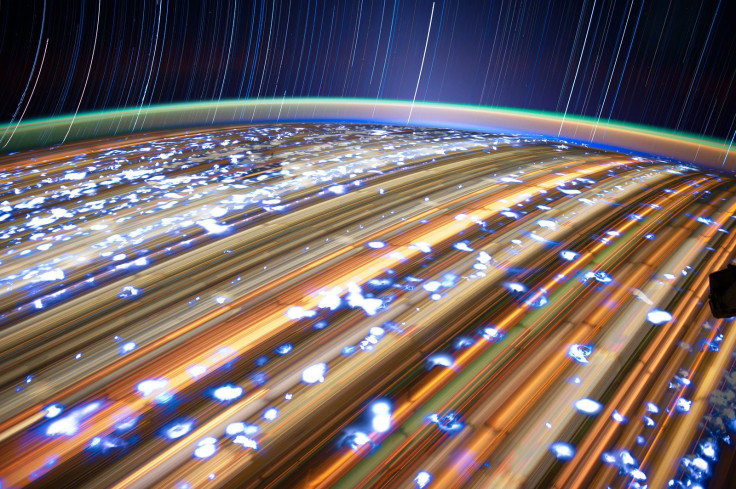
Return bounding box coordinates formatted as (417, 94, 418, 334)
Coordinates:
(0, 123, 734, 488)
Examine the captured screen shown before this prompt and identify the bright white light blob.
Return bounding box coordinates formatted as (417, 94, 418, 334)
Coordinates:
(549, 441, 576, 460)
(481, 327, 505, 342)
(193, 438, 218, 459)
(585, 271, 612, 283)
(630, 468, 647, 481)
(318, 287, 343, 310)
(477, 251, 492, 264)
(187, 364, 208, 378)
(47, 416, 80, 437)
(45, 402, 102, 437)
(263, 407, 279, 421)
(676, 397, 692, 413)
(165, 421, 193, 440)
(302, 363, 328, 384)
(409, 242, 433, 253)
(568, 344, 593, 364)
(286, 306, 317, 320)
(505, 282, 526, 293)
(574, 398, 603, 415)
(119, 341, 137, 354)
(647, 309, 673, 325)
(422, 281, 442, 292)
(453, 241, 474, 252)
(414, 471, 432, 488)
(212, 384, 244, 402)
(137, 378, 169, 397)
(118, 285, 140, 299)
(612, 409, 628, 424)
(196, 219, 231, 234)
(538, 219, 557, 230)
(225, 423, 245, 436)
(560, 250, 579, 261)
(371, 401, 392, 433)
(233, 435, 258, 449)
(44, 404, 64, 418)
(273, 343, 293, 356)
(426, 353, 454, 368)
(426, 411, 465, 433)
(369, 326, 385, 338)
(346, 282, 383, 316)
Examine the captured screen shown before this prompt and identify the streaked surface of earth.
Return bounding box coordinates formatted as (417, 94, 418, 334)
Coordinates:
(0, 122, 734, 488)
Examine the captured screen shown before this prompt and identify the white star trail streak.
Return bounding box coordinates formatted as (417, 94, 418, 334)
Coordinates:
(557, 0, 597, 137)
(407, 2, 435, 125)
(61, 0, 101, 144)
(2, 39, 48, 149)
(131, 0, 164, 132)
(212, 0, 238, 124)
(591, 0, 635, 141)
(0, 0, 46, 145)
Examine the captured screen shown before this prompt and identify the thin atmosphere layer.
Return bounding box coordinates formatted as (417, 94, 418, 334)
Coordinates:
(1, 98, 734, 170)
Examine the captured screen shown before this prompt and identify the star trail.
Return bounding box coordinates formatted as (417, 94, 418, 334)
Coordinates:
(1, 0, 735, 142)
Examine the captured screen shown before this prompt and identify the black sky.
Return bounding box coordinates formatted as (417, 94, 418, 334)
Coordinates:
(1, 0, 734, 141)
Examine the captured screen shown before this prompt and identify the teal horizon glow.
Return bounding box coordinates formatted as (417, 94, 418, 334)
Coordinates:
(0, 98, 733, 169)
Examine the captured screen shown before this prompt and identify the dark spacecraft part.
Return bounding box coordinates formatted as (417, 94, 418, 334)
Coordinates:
(708, 264, 736, 318)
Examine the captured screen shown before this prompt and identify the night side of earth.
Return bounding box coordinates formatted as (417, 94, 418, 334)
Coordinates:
(0, 117, 734, 488)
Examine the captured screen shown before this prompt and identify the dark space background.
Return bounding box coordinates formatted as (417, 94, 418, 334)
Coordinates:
(0, 0, 734, 141)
